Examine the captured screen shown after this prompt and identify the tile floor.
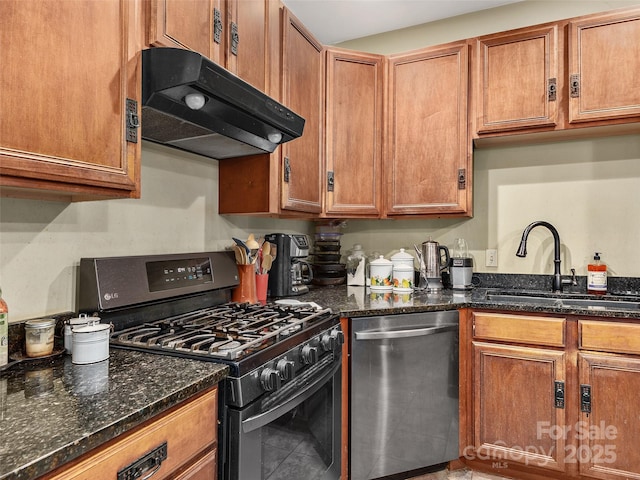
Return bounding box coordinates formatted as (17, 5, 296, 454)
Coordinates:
(408, 467, 511, 480)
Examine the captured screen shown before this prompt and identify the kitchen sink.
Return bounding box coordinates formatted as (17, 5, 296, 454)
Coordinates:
(485, 292, 640, 311)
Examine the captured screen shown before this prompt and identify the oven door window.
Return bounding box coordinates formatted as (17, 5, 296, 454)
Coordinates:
(226, 356, 341, 480)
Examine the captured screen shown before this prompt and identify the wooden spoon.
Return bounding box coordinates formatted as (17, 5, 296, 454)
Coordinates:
(262, 253, 273, 272)
(261, 241, 271, 259)
(246, 233, 260, 249)
(233, 245, 246, 264)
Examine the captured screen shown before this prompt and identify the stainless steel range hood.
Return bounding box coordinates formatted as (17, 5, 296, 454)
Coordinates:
(141, 48, 305, 160)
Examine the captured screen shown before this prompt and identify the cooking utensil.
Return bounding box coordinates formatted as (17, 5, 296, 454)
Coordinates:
(232, 245, 246, 265)
(246, 233, 260, 250)
(261, 253, 273, 272)
(232, 237, 250, 260)
(275, 299, 323, 310)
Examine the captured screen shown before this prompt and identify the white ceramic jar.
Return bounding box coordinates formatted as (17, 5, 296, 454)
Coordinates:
(72, 323, 111, 364)
(392, 263, 414, 292)
(390, 248, 414, 269)
(369, 255, 393, 291)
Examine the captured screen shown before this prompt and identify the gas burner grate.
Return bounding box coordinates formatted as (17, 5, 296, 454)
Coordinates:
(111, 302, 332, 360)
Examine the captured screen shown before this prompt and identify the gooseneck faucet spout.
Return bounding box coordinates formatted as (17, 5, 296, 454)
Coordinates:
(516, 221, 563, 292)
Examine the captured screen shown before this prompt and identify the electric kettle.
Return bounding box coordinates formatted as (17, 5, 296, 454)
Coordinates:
(421, 239, 450, 291)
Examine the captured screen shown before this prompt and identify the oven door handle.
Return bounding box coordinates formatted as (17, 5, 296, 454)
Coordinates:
(242, 360, 341, 434)
(354, 323, 457, 341)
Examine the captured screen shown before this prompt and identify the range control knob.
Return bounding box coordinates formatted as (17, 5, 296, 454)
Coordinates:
(332, 329, 345, 347)
(322, 330, 345, 352)
(260, 367, 281, 392)
(276, 359, 295, 381)
(300, 344, 319, 365)
(321, 333, 336, 352)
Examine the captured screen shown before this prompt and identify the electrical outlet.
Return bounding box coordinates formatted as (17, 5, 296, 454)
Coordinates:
(486, 249, 498, 267)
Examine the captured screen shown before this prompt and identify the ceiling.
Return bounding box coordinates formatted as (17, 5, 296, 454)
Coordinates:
(281, 0, 524, 45)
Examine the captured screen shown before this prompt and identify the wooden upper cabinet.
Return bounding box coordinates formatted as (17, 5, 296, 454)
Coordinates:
(148, 0, 225, 65)
(324, 48, 384, 218)
(0, 0, 141, 201)
(385, 42, 471, 217)
(475, 24, 560, 134)
(148, 0, 273, 92)
(280, 8, 324, 214)
(226, 0, 268, 91)
(568, 7, 640, 124)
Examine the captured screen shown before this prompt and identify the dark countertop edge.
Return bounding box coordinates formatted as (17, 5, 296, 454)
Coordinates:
(337, 301, 640, 320)
(3, 365, 228, 480)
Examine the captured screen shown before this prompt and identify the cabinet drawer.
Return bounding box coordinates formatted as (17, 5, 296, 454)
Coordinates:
(43, 388, 217, 480)
(473, 312, 566, 347)
(579, 319, 640, 355)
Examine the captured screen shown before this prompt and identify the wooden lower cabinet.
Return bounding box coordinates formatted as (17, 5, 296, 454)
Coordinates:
(578, 353, 640, 480)
(465, 312, 640, 480)
(40, 387, 218, 480)
(472, 342, 567, 472)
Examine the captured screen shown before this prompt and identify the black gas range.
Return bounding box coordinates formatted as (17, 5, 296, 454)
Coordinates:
(78, 250, 343, 480)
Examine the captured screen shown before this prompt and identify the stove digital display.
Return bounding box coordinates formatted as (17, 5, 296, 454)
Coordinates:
(146, 257, 213, 292)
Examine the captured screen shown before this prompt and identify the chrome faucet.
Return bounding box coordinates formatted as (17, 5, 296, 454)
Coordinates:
(516, 221, 572, 293)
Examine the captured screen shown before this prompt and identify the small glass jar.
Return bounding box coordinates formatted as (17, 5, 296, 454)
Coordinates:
(24, 318, 56, 358)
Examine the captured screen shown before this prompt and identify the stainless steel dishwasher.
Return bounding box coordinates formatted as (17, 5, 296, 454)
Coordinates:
(350, 309, 459, 480)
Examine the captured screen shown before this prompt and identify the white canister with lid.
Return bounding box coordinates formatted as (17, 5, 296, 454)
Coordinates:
(369, 255, 393, 291)
(390, 248, 414, 269)
(392, 263, 414, 292)
(72, 323, 111, 364)
(64, 314, 96, 354)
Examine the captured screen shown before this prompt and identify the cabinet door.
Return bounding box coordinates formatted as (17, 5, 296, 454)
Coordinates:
(386, 42, 470, 216)
(0, 0, 140, 201)
(568, 8, 640, 123)
(473, 342, 567, 472)
(578, 353, 640, 480)
(280, 8, 324, 213)
(324, 49, 384, 217)
(226, 0, 269, 91)
(475, 24, 559, 134)
(148, 0, 225, 65)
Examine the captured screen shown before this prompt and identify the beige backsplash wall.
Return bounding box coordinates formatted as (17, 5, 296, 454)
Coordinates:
(339, 135, 640, 278)
(2, 1, 640, 321)
(0, 143, 311, 322)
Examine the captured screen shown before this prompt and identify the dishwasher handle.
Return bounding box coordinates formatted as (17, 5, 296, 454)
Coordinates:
(354, 323, 457, 341)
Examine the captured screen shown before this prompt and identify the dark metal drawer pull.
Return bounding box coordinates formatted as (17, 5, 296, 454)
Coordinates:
(117, 442, 168, 480)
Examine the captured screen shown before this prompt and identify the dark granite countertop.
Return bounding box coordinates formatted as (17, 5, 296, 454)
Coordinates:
(5, 273, 640, 480)
(297, 283, 640, 320)
(0, 349, 228, 480)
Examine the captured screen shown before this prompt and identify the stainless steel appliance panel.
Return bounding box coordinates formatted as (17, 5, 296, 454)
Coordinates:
(350, 310, 459, 480)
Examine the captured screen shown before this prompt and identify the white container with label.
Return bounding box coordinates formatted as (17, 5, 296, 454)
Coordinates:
(369, 256, 393, 291)
(392, 263, 414, 292)
(72, 323, 111, 364)
(390, 248, 414, 269)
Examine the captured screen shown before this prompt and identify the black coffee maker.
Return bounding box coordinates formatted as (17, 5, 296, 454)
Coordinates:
(265, 233, 312, 297)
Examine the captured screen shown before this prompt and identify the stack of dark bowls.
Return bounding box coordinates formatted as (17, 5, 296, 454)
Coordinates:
(311, 231, 346, 286)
